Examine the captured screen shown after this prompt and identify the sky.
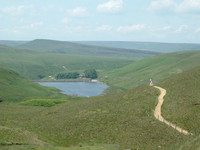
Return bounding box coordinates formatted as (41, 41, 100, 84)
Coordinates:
(0, 0, 200, 43)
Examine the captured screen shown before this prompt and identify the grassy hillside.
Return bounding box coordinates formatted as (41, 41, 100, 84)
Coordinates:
(0, 84, 186, 150)
(155, 66, 200, 150)
(0, 45, 132, 79)
(100, 50, 200, 92)
(0, 67, 66, 102)
(76, 41, 200, 53)
(1, 59, 200, 149)
(17, 39, 160, 59)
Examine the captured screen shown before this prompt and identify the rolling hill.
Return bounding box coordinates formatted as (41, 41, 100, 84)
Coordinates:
(76, 41, 200, 53)
(0, 75, 186, 150)
(1, 51, 200, 149)
(0, 67, 65, 102)
(100, 50, 200, 93)
(0, 45, 133, 79)
(17, 39, 160, 59)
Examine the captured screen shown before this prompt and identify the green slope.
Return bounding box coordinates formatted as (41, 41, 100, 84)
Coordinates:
(76, 41, 200, 53)
(0, 84, 186, 150)
(2, 61, 200, 149)
(0, 45, 132, 79)
(156, 66, 200, 150)
(100, 50, 200, 92)
(0, 67, 65, 102)
(17, 39, 160, 59)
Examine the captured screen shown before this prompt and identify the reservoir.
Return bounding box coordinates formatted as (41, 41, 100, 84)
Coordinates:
(38, 82, 108, 97)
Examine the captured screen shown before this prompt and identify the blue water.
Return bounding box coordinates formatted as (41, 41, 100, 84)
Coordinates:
(38, 82, 108, 97)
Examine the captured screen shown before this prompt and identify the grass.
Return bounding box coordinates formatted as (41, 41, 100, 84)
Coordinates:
(0, 144, 119, 150)
(1, 48, 200, 149)
(19, 99, 68, 107)
(0, 67, 66, 102)
(0, 45, 133, 79)
(100, 50, 200, 93)
(159, 66, 200, 134)
(0, 84, 187, 149)
(153, 66, 200, 150)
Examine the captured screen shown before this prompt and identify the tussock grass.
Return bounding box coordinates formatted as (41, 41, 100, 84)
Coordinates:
(19, 99, 68, 107)
(0, 85, 186, 149)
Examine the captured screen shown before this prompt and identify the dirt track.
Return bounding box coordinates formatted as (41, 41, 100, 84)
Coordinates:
(153, 86, 192, 135)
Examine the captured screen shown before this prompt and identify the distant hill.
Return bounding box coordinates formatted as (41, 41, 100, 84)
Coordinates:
(101, 50, 200, 92)
(0, 45, 133, 79)
(17, 39, 160, 59)
(0, 40, 27, 46)
(76, 41, 200, 53)
(0, 67, 65, 102)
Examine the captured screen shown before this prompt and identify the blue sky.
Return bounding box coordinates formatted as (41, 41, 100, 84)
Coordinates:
(0, 0, 200, 43)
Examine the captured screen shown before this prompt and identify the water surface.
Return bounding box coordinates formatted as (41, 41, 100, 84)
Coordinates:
(38, 81, 108, 97)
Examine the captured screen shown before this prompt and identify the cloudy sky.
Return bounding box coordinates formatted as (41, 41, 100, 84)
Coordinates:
(0, 0, 200, 43)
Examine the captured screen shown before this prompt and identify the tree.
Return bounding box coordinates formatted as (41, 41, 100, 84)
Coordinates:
(56, 72, 79, 79)
(84, 69, 98, 79)
(38, 75, 45, 79)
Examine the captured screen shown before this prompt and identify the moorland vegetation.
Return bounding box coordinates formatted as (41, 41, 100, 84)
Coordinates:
(0, 40, 200, 149)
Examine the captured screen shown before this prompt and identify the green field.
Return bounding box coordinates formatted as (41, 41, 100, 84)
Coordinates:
(0, 45, 133, 79)
(100, 51, 200, 93)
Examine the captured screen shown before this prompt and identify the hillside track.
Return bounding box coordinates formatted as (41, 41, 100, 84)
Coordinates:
(153, 86, 193, 135)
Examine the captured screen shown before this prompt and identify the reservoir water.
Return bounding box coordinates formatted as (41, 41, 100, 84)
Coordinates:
(38, 82, 108, 97)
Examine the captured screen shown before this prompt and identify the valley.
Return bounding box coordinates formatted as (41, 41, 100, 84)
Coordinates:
(0, 40, 200, 150)
(1, 0, 200, 149)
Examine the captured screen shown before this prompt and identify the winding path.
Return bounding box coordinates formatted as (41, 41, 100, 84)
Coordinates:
(153, 86, 192, 135)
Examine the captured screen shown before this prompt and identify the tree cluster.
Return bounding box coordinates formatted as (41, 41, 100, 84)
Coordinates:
(56, 72, 79, 79)
(84, 69, 98, 79)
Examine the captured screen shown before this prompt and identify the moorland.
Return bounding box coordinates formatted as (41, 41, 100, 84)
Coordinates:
(0, 39, 200, 150)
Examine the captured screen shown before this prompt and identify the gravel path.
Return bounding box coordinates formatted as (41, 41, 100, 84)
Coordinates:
(153, 86, 193, 135)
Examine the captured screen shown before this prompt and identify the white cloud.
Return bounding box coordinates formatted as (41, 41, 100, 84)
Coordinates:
(149, 0, 200, 13)
(117, 24, 146, 32)
(67, 7, 90, 17)
(97, 0, 123, 13)
(61, 18, 71, 24)
(64, 25, 85, 32)
(176, 0, 200, 12)
(195, 27, 200, 32)
(1, 5, 26, 16)
(175, 25, 188, 33)
(21, 22, 43, 30)
(149, 0, 177, 11)
(96, 25, 112, 31)
(159, 26, 172, 31)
